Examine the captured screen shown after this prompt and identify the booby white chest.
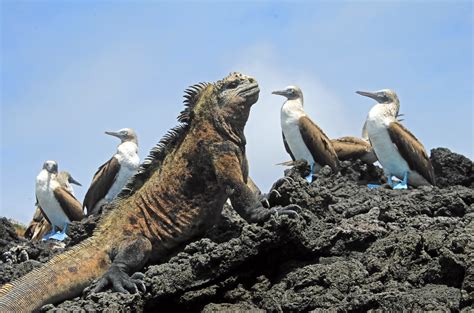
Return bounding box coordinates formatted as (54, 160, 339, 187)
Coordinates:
(366, 104, 409, 178)
(35, 170, 70, 227)
(281, 100, 315, 163)
(105, 141, 139, 201)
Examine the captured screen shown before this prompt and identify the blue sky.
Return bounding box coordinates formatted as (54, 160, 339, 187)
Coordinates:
(1, 1, 472, 224)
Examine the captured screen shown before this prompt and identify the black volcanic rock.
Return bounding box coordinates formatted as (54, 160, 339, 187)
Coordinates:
(0, 218, 65, 284)
(431, 147, 473, 188)
(1, 147, 473, 312)
(0, 218, 19, 251)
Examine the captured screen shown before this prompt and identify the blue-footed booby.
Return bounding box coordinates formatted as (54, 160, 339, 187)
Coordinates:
(331, 137, 377, 164)
(357, 89, 435, 189)
(272, 86, 339, 182)
(35, 161, 84, 241)
(26, 171, 82, 241)
(84, 128, 139, 215)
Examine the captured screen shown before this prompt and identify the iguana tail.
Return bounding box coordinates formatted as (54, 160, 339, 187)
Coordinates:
(0, 237, 111, 312)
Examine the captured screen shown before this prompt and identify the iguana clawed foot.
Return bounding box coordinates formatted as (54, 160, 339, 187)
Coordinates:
(258, 194, 271, 208)
(270, 204, 302, 218)
(91, 265, 146, 294)
(271, 176, 294, 190)
(261, 177, 294, 207)
(259, 190, 281, 208)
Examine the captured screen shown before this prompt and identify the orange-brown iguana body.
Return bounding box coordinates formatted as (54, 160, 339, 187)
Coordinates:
(0, 72, 298, 312)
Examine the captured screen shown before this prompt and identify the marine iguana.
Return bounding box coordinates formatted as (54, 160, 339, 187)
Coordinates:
(0, 72, 298, 312)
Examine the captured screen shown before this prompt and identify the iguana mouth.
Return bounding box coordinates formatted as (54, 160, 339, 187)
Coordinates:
(238, 83, 260, 98)
(238, 83, 260, 106)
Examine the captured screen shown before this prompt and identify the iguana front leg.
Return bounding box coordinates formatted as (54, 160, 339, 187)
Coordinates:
(212, 144, 300, 222)
(91, 235, 152, 293)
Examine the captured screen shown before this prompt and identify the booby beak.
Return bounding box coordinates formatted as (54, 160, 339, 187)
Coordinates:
(356, 91, 381, 102)
(272, 90, 289, 97)
(105, 131, 122, 139)
(68, 176, 82, 186)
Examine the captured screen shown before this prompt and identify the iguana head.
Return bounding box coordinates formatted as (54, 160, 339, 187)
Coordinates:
(215, 72, 259, 115)
(212, 72, 260, 141)
(181, 72, 259, 144)
(214, 72, 260, 124)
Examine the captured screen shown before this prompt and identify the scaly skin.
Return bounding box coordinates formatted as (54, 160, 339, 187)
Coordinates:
(0, 72, 297, 312)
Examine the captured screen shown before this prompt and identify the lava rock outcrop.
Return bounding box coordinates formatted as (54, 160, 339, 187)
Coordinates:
(1, 147, 472, 312)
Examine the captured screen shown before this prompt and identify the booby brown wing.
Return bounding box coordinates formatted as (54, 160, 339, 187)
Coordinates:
(24, 208, 51, 241)
(24, 207, 45, 239)
(282, 132, 296, 161)
(298, 116, 339, 172)
(83, 157, 120, 214)
(53, 187, 84, 221)
(31, 218, 51, 241)
(387, 121, 436, 185)
(331, 136, 377, 163)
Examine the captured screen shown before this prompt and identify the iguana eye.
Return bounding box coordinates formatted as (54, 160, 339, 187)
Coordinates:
(227, 81, 239, 89)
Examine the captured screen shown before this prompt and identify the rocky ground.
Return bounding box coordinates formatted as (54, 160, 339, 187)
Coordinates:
(1, 147, 472, 312)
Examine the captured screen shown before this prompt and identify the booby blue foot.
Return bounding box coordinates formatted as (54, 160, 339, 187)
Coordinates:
(368, 174, 394, 189)
(44, 224, 69, 241)
(305, 162, 315, 183)
(42, 226, 57, 241)
(367, 184, 380, 189)
(393, 172, 408, 190)
(49, 231, 68, 241)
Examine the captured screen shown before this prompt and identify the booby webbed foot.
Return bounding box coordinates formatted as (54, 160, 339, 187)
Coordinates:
(91, 265, 146, 294)
(393, 182, 408, 190)
(48, 231, 68, 241)
(47, 223, 69, 241)
(42, 226, 57, 241)
(393, 172, 408, 190)
(368, 173, 398, 189)
(367, 184, 381, 189)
